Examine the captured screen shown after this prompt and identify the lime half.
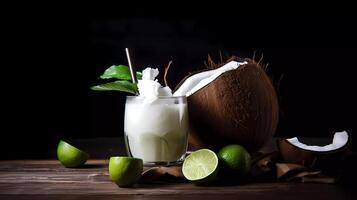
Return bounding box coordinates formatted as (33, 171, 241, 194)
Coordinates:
(57, 140, 89, 168)
(109, 157, 143, 187)
(182, 149, 219, 182)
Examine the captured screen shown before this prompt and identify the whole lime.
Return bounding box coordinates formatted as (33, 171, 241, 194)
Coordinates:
(109, 157, 143, 187)
(57, 140, 89, 168)
(217, 144, 251, 175)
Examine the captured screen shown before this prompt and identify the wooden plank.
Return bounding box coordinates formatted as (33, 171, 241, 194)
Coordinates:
(0, 160, 351, 200)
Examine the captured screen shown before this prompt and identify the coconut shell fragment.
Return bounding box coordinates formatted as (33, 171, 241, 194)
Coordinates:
(176, 57, 279, 152)
(277, 131, 351, 174)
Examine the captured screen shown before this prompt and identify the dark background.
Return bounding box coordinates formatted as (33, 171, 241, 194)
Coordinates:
(2, 9, 356, 158)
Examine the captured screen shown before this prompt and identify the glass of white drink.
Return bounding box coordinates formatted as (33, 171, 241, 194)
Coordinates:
(124, 96, 188, 165)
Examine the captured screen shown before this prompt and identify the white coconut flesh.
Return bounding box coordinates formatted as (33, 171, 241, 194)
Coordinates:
(286, 131, 349, 152)
(173, 61, 248, 97)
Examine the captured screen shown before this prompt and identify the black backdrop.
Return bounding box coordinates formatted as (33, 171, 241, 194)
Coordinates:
(2, 11, 356, 158)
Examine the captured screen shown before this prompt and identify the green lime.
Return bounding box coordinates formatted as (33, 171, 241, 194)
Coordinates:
(182, 149, 219, 183)
(109, 157, 143, 187)
(217, 144, 251, 174)
(57, 140, 89, 168)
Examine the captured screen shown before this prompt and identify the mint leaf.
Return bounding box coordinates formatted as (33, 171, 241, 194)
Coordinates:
(91, 80, 138, 94)
(100, 65, 142, 80)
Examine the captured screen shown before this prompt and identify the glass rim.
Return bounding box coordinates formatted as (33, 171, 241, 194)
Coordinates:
(126, 95, 187, 99)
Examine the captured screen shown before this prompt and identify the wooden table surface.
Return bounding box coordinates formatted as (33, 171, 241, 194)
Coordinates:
(0, 160, 354, 200)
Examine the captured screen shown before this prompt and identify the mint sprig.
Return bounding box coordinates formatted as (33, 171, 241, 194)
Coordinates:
(91, 65, 141, 94)
(100, 65, 142, 80)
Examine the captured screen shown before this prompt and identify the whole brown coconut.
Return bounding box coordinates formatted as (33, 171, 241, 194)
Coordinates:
(176, 57, 279, 152)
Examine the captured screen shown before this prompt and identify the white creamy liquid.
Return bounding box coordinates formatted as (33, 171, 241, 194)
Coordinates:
(124, 99, 188, 163)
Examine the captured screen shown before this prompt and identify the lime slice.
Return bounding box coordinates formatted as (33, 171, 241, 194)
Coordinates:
(57, 140, 89, 168)
(109, 157, 143, 187)
(182, 149, 218, 182)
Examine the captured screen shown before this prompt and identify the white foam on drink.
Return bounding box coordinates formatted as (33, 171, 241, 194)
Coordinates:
(137, 68, 172, 104)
